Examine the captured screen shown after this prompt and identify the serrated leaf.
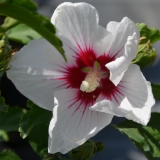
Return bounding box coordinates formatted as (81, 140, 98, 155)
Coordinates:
(19, 100, 52, 139)
(137, 23, 160, 44)
(0, 95, 8, 112)
(6, 23, 42, 44)
(0, 106, 25, 132)
(0, 150, 21, 160)
(114, 113, 160, 160)
(151, 83, 160, 100)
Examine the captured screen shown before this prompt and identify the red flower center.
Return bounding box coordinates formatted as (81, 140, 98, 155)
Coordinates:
(57, 46, 120, 109)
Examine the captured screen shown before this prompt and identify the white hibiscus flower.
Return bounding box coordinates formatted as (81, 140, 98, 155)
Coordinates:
(7, 2, 155, 154)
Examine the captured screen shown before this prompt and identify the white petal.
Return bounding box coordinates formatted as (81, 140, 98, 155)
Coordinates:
(106, 17, 140, 86)
(51, 2, 109, 53)
(7, 39, 67, 111)
(48, 89, 113, 154)
(90, 64, 155, 125)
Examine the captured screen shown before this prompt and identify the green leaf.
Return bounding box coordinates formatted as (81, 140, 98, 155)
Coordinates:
(0, 95, 8, 112)
(0, 150, 21, 160)
(137, 23, 160, 44)
(6, 23, 42, 44)
(0, 106, 25, 132)
(6, 0, 37, 12)
(19, 100, 52, 139)
(28, 123, 49, 156)
(114, 113, 160, 160)
(1, 17, 19, 29)
(18, 110, 30, 139)
(68, 140, 97, 160)
(151, 83, 160, 100)
(0, 0, 66, 61)
(0, 130, 9, 142)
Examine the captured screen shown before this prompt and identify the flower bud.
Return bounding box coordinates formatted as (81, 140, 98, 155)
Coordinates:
(0, 27, 12, 72)
(68, 140, 95, 160)
(132, 38, 157, 68)
(68, 140, 105, 160)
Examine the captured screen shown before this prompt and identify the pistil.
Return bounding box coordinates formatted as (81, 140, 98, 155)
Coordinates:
(80, 69, 101, 92)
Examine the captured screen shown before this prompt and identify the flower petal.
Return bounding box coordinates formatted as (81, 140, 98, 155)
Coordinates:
(51, 2, 109, 53)
(105, 17, 140, 86)
(90, 64, 155, 125)
(48, 89, 113, 154)
(7, 39, 67, 111)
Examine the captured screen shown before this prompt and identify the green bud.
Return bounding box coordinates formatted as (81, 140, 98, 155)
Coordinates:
(136, 23, 160, 44)
(132, 39, 157, 68)
(68, 140, 105, 160)
(68, 140, 95, 160)
(0, 26, 12, 72)
(94, 142, 105, 153)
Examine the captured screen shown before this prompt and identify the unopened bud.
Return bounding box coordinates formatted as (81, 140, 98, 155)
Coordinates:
(0, 27, 12, 73)
(132, 40, 157, 68)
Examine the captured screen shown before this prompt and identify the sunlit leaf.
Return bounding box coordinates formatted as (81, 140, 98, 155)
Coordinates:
(6, 24, 42, 44)
(1, 17, 19, 29)
(114, 113, 160, 160)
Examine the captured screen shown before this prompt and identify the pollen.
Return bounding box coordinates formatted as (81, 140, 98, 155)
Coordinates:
(80, 69, 101, 92)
